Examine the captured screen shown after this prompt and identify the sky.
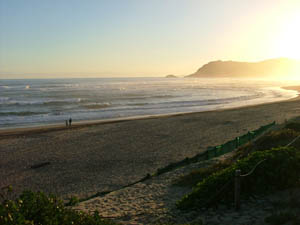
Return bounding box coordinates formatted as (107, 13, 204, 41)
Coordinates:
(1, 0, 300, 78)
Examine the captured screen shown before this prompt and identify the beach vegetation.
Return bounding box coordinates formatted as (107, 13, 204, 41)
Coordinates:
(265, 211, 300, 225)
(0, 190, 117, 225)
(65, 196, 80, 206)
(175, 126, 300, 188)
(263, 190, 300, 225)
(174, 161, 231, 187)
(177, 147, 300, 209)
(233, 128, 300, 159)
(285, 121, 300, 132)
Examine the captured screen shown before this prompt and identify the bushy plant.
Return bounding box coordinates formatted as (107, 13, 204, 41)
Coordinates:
(254, 129, 299, 150)
(174, 161, 232, 187)
(174, 129, 300, 188)
(233, 129, 299, 160)
(0, 190, 116, 225)
(265, 212, 299, 225)
(177, 147, 300, 209)
(66, 196, 80, 206)
(285, 122, 300, 132)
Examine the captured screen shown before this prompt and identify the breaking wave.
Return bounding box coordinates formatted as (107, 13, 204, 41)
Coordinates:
(0, 77, 298, 128)
(0, 111, 47, 116)
(83, 103, 111, 109)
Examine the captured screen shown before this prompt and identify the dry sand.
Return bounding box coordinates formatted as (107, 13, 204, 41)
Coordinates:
(1, 87, 300, 224)
(1, 88, 300, 198)
(73, 153, 300, 225)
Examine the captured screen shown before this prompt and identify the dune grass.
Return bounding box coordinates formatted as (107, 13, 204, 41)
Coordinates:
(0, 189, 117, 225)
(176, 122, 300, 210)
(177, 147, 300, 209)
(174, 122, 300, 189)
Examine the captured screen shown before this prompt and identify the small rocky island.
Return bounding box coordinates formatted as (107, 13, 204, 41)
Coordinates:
(165, 74, 177, 78)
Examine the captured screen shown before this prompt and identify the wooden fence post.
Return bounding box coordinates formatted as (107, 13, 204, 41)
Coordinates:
(206, 150, 209, 160)
(235, 169, 241, 210)
(236, 137, 240, 148)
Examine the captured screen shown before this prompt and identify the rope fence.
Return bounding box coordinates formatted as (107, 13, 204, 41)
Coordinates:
(195, 159, 268, 210)
(285, 134, 300, 147)
(234, 159, 267, 210)
(217, 131, 300, 210)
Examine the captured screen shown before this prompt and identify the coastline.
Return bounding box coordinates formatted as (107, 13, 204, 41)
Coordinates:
(2, 85, 300, 201)
(282, 85, 300, 93)
(0, 86, 299, 137)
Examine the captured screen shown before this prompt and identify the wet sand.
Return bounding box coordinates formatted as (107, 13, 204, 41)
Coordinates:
(1, 87, 300, 199)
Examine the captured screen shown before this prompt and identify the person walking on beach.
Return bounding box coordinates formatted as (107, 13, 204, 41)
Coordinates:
(69, 118, 72, 127)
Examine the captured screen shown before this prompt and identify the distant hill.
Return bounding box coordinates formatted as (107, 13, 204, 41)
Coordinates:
(186, 58, 300, 78)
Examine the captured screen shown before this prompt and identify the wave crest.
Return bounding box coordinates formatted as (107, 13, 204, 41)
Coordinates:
(0, 111, 47, 116)
(83, 103, 111, 109)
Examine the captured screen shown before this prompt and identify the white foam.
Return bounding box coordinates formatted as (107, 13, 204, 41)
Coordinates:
(0, 78, 299, 128)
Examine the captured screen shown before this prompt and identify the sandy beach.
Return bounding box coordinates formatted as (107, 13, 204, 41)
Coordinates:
(4, 2, 300, 223)
(1, 87, 300, 201)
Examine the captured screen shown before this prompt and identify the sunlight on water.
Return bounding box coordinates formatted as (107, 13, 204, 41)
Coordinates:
(0, 78, 299, 129)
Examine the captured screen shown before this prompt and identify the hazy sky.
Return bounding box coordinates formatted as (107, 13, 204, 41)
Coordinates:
(1, 0, 300, 78)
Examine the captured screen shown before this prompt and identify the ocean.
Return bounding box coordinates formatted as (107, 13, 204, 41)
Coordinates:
(0, 77, 298, 129)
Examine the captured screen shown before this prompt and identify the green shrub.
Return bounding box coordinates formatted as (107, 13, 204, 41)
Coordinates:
(265, 211, 297, 225)
(175, 129, 300, 188)
(285, 122, 300, 132)
(66, 196, 80, 206)
(233, 129, 299, 160)
(0, 190, 117, 225)
(174, 161, 232, 187)
(177, 147, 300, 210)
(254, 129, 299, 150)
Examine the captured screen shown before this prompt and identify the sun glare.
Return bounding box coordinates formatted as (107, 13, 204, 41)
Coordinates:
(273, 13, 300, 60)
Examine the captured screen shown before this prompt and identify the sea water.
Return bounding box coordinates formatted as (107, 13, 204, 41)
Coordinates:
(0, 77, 298, 129)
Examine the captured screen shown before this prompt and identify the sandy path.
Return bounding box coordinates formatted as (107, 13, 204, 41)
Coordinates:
(74, 151, 299, 225)
(73, 156, 221, 224)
